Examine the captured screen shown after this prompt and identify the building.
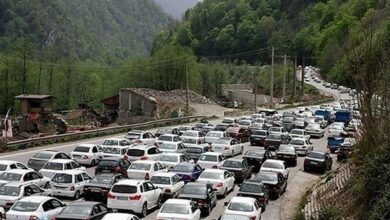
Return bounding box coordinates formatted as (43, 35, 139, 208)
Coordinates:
(118, 89, 158, 123)
(14, 94, 55, 114)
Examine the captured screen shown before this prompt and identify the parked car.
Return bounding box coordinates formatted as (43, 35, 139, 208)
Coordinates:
(95, 157, 131, 177)
(170, 163, 204, 183)
(185, 145, 212, 162)
(70, 144, 103, 166)
(55, 201, 109, 220)
(293, 118, 307, 129)
(0, 160, 31, 175)
(157, 199, 201, 220)
(223, 197, 262, 220)
(178, 182, 217, 216)
(127, 160, 166, 181)
(314, 115, 328, 128)
(150, 172, 184, 199)
(248, 123, 264, 134)
(156, 134, 182, 146)
(178, 125, 195, 132)
(288, 129, 310, 140)
(260, 159, 289, 179)
(243, 149, 273, 172)
(158, 153, 193, 169)
(158, 142, 186, 153)
(205, 131, 229, 144)
(237, 180, 269, 210)
(249, 130, 268, 146)
(100, 138, 132, 150)
(5, 196, 66, 220)
(201, 126, 214, 136)
(84, 173, 124, 202)
(221, 118, 238, 126)
(258, 109, 278, 116)
(211, 138, 244, 157)
(276, 145, 298, 166)
(126, 145, 162, 162)
(124, 130, 155, 145)
(220, 159, 251, 182)
(107, 179, 162, 217)
(254, 171, 287, 198)
(27, 150, 71, 171)
(268, 127, 288, 136)
(264, 133, 289, 151)
(196, 152, 226, 169)
(182, 137, 208, 148)
(304, 151, 333, 173)
(214, 123, 231, 132)
(0, 169, 50, 188)
(155, 128, 181, 137)
(288, 138, 314, 156)
(225, 127, 250, 142)
(50, 170, 92, 199)
(102, 145, 129, 160)
(238, 120, 252, 129)
(39, 159, 86, 179)
(328, 123, 345, 138)
(181, 130, 205, 139)
(305, 123, 325, 138)
(196, 169, 235, 198)
(102, 213, 140, 220)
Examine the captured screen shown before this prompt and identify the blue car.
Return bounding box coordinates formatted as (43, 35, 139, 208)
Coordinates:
(170, 162, 204, 183)
(327, 137, 345, 153)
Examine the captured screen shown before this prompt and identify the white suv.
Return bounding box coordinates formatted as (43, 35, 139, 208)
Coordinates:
(107, 179, 163, 217)
(126, 145, 162, 162)
(70, 144, 103, 166)
(196, 152, 226, 169)
(127, 160, 167, 180)
(50, 170, 92, 199)
(124, 130, 155, 145)
(39, 159, 86, 179)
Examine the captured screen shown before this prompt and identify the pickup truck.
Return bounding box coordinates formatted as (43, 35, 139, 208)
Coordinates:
(327, 137, 345, 153)
(335, 110, 351, 124)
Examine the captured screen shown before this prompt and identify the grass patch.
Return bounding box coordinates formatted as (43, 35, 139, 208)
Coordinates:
(292, 189, 312, 220)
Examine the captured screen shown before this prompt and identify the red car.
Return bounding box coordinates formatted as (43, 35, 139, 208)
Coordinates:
(226, 127, 250, 142)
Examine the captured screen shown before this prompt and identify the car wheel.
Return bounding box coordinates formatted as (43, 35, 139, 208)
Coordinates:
(74, 190, 80, 200)
(204, 202, 211, 215)
(240, 147, 244, 154)
(141, 203, 148, 217)
(91, 159, 96, 166)
(157, 195, 163, 208)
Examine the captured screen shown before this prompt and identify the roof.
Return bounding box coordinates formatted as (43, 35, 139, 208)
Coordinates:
(68, 201, 100, 207)
(94, 173, 119, 178)
(101, 213, 138, 220)
(159, 134, 179, 137)
(19, 195, 52, 203)
(263, 159, 284, 164)
(132, 160, 157, 165)
(75, 144, 96, 148)
(165, 199, 192, 205)
(225, 158, 244, 162)
(132, 145, 154, 149)
(176, 162, 196, 167)
(3, 169, 31, 175)
(202, 152, 223, 156)
(53, 170, 86, 175)
(15, 94, 55, 100)
(114, 179, 144, 186)
(0, 160, 18, 165)
(161, 152, 184, 156)
(230, 196, 256, 203)
(47, 159, 75, 163)
(151, 172, 176, 177)
(202, 169, 224, 174)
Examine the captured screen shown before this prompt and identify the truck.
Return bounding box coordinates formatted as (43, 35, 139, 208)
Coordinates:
(315, 109, 332, 121)
(327, 137, 345, 153)
(335, 110, 351, 124)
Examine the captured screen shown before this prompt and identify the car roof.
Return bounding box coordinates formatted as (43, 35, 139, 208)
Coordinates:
(94, 173, 119, 178)
(264, 159, 284, 164)
(291, 137, 306, 141)
(53, 170, 86, 175)
(3, 169, 31, 175)
(151, 172, 176, 177)
(175, 162, 196, 167)
(100, 157, 122, 161)
(185, 182, 208, 187)
(132, 160, 157, 164)
(242, 180, 263, 186)
(0, 160, 18, 165)
(230, 196, 256, 203)
(159, 134, 178, 137)
(47, 159, 75, 163)
(161, 152, 183, 156)
(203, 169, 224, 174)
(19, 195, 52, 203)
(224, 158, 244, 162)
(131, 145, 154, 150)
(75, 144, 95, 148)
(68, 200, 100, 207)
(114, 179, 145, 186)
(165, 199, 192, 205)
(202, 152, 223, 156)
(308, 151, 326, 155)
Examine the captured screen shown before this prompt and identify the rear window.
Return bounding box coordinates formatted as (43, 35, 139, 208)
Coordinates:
(290, 130, 303, 135)
(129, 163, 151, 171)
(308, 152, 325, 159)
(186, 147, 203, 154)
(111, 185, 137, 194)
(223, 160, 243, 168)
(199, 172, 221, 179)
(150, 176, 171, 185)
(61, 205, 90, 215)
(253, 131, 266, 136)
(206, 132, 222, 137)
(127, 149, 145, 157)
(267, 134, 281, 140)
(43, 162, 63, 170)
(11, 201, 40, 212)
(222, 119, 234, 124)
(33, 152, 53, 160)
(228, 202, 254, 212)
(239, 121, 250, 125)
(199, 155, 217, 162)
(182, 185, 206, 195)
(52, 173, 73, 184)
(102, 140, 119, 146)
(172, 164, 194, 172)
(160, 203, 189, 214)
(213, 139, 230, 145)
(103, 147, 121, 155)
(182, 131, 197, 137)
(73, 146, 90, 153)
(262, 161, 283, 169)
(159, 155, 178, 162)
(0, 186, 20, 196)
(90, 175, 113, 184)
(0, 165, 7, 171)
(240, 183, 263, 193)
(245, 151, 264, 158)
(159, 143, 177, 150)
(0, 173, 22, 181)
(182, 138, 197, 144)
(125, 133, 141, 140)
(158, 136, 173, 141)
(98, 160, 118, 167)
(290, 139, 304, 145)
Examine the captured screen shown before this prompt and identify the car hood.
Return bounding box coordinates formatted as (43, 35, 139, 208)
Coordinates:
(277, 151, 296, 156)
(261, 180, 279, 185)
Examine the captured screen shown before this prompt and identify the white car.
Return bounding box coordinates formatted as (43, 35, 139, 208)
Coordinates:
(102, 213, 141, 220)
(50, 170, 92, 199)
(157, 199, 201, 220)
(158, 153, 193, 169)
(107, 179, 162, 217)
(328, 123, 345, 137)
(101, 138, 132, 149)
(288, 138, 314, 155)
(196, 152, 226, 169)
(102, 146, 130, 159)
(196, 169, 234, 197)
(0, 160, 31, 175)
(39, 159, 86, 179)
(260, 159, 289, 179)
(70, 144, 103, 166)
(157, 134, 182, 146)
(150, 172, 184, 198)
(251, 114, 264, 120)
(238, 120, 252, 129)
(211, 138, 244, 157)
(181, 130, 204, 139)
(124, 130, 155, 145)
(268, 127, 288, 136)
(0, 169, 50, 188)
(289, 129, 310, 140)
(158, 142, 187, 153)
(205, 131, 229, 144)
(126, 145, 162, 162)
(293, 118, 306, 128)
(305, 123, 325, 138)
(223, 197, 262, 220)
(5, 196, 65, 220)
(182, 137, 208, 148)
(127, 160, 167, 181)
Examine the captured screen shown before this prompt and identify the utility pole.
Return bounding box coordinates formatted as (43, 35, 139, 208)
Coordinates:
(185, 57, 190, 116)
(253, 71, 257, 112)
(269, 46, 274, 108)
(283, 54, 287, 102)
(293, 56, 297, 98)
(301, 56, 305, 96)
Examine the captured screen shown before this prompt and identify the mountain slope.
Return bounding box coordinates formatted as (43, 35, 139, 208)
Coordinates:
(0, 0, 173, 62)
(154, 0, 199, 19)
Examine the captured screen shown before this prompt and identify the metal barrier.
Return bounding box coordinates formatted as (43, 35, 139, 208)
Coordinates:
(4, 116, 205, 150)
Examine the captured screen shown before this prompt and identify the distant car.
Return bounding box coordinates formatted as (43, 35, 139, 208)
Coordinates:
(157, 199, 201, 220)
(214, 123, 231, 132)
(181, 130, 204, 139)
(211, 138, 244, 157)
(237, 180, 269, 210)
(0, 169, 50, 188)
(264, 133, 289, 151)
(170, 163, 204, 183)
(107, 179, 163, 217)
(50, 170, 92, 199)
(197, 169, 235, 198)
(304, 151, 333, 173)
(268, 127, 288, 136)
(27, 150, 71, 171)
(293, 118, 307, 129)
(201, 126, 214, 136)
(178, 125, 195, 132)
(56, 201, 109, 220)
(314, 115, 328, 128)
(158, 153, 193, 169)
(6, 196, 66, 220)
(39, 159, 86, 179)
(250, 130, 268, 146)
(328, 123, 345, 138)
(158, 142, 186, 153)
(84, 173, 124, 203)
(101, 213, 140, 220)
(260, 159, 289, 179)
(182, 137, 208, 148)
(102, 145, 129, 160)
(70, 144, 103, 166)
(156, 134, 182, 146)
(185, 145, 212, 162)
(124, 130, 155, 145)
(289, 129, 310, 140)
(238, 120, 252, 129)
(100, 138, 132, 150)
(225, 127, 250, 143)
(258, 109, 278, 116)
(95, 157, 131, 177)
(248, 123, 264, 133)
(177, 182, 217, 216)
(305, 123, 325, 138)
(150, 172, 184, 199)
(243, 149, 273, 172)
(205, 131, 229, 144)
(220, 159, 251, 182)
(196, 152, 226, 169)
(126, 145, 162, 162)
(127, 160, 166, 181)
(221, 118, 238, 126)
(0, 160, 31, 175)
(223, 197, 262, 220)
(288, 138, 314, 156)
(276, 145, 298, 166)
(331, 84, 338, 89)
(155, 128, 181, 137)
(254, 171, 287, 198)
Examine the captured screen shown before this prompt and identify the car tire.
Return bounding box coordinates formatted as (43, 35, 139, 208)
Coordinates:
(157, 195, 163, 208)
(141, 203, 148, 217)
(91, 159, 96, 166)
(240, 147, 244, 154)
(74, 190, 80, 200)
(204, 202, 211, 216)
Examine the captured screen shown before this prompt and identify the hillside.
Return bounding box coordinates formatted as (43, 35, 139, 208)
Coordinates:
(154, 0, 199, 19)
(0, 0, 173, 62)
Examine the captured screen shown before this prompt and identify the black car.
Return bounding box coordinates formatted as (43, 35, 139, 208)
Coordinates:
(304, 151, 333, 173)
(94, 157, 131, 177)
(55, 201, 109, 220)
(243, 149, 273, 172)
(185, 145, 211, 162)
(254, 171, 287, 198)
(248, 123, 264, 134)
(237, 180, 270, 210)
(178, 182, 217, 216)
(84, 173, 123, 202)
(155, 127, 182, 137)
(250, 130, 268, 146)
(282, 117, 295, 132)
(220, 159, 251, 182)
(264, 133, 289, 151)
(214, 123, 231, 132)
(276, 145, 298, 166)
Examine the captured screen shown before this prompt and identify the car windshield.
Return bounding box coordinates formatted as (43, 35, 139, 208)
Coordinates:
(33, 152, 53, 160)
(52, 173, 73, 183)
(228, 202, 254, 212)
(206, 132, 222, 137)
(11, 201, 40, 212)
(43, 162, 63, 170)
(182, 138, 197, 144)
(199, 155, 217, 162)
(160, 203, 189, 214)
(267, 134, 280, 140)
(213, 139, 230, 145)
(111, 185, 137, 194)
(90, 175, 113, 184)
(262, 161, 283, 169)
(172, 164, 194, 172)
(157, 128, 172, 134)
(253, 131, 266, 136)
(158, 136, 173, 141)
(102, 140, 119, 146)
(308, 152, 325, 159)
(186, 147, 203, 154)
(61, 205, 90, 215)
(182, 131, 197, 137)
(129, 163, 151, 171)
(290, 130, 303, 135)
(255, 173, 278, 182)
(103, 147, 121, 155)
(223, 160, 243, 168)
(0, 186, 20, 196)
(290, 139, 304, 145)
(159, 155, 178, 162)
(182, 185, 206, 195)
(269, 128, 280, 132)
(0, 165, 7, 171)
(307, 124, 319, 129)
(245, 151, 264, 158)
(159, 143, 177, 150)
(98, 160, 118, 167)
(150, 176, 171, 185)
(125, 133, 141, 140)
(239, 121, 250, 125)
(278, 146, 295, 152)
(73, 146, 90, 153)
(127, 149, 145, 157)
(222, 119, 234, 124)
(240, 183, 263, 193)
(199, 172, 221, 179)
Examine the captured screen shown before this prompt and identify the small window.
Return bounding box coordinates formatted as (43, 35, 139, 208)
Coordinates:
(29, 184, 42, 194)
(82, 173, 91, 181)
(92, 147, 98, 153)
(143, 133, 148, 139)
(42, 201, 53, 211)
(76, 174, 83, 183)
(16, 163, 28, 169)
(157, 162, 164, 170)
(92, 205, 102, 215)
(148, 148, 157, 155)
(154, 164, 158, 171)
(51, 199, 62, 209)
(23, 173, 33, 181)
(31, 172, 41, 180)
(10, 164, 17, 169)
(99, 204, 108, 213)
(65, 163, 72, 170)
(71, 162, 80, 169)
(146, 182, 155, 191)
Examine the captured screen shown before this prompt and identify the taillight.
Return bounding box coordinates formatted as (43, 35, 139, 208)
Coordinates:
(215, 182, 223, 187)
(107, 193, 116, 199)
(130, 195, 141, 200)
(115, 166, 121, 172)
(250, 216, 257, 220)
(140, 156, 149, 160)
(224, 146, 230, 150)
(124, 155, 128, 161)
(29, 215, 39, 220)
(84, 187, 90, 191)
(145, 172, 150, 180)
(212, 165, 218, 169)
(70, 186, 75, 191)
(165, 189, 171, 193)
(82, 155, 89, 159)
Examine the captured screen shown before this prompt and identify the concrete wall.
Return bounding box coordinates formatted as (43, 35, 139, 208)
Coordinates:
(227, 91, 274, 106)
(118, 89, 157, 123)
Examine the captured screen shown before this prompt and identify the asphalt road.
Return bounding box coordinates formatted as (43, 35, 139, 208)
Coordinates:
(0, 68, 351, 220)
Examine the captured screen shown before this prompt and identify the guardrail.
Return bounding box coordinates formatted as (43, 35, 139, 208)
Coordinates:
(3, 116, 205, 150)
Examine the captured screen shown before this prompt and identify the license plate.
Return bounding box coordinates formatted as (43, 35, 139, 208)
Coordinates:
(310, 161, 318, 165)
(91, 188, 101, 192)
(117, 196, 128, 200)
(254, 138, 260, 140)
